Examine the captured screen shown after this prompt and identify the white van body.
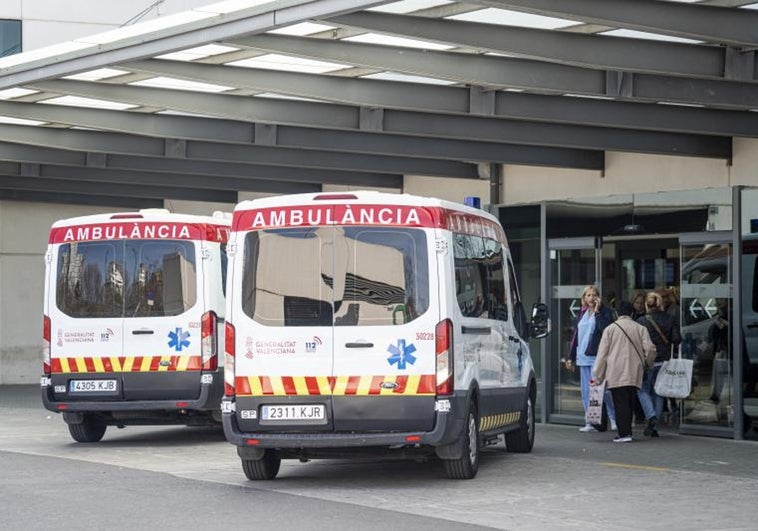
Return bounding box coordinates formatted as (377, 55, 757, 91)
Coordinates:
(222, 192, 548, 479)
(41, 209, 230, 442)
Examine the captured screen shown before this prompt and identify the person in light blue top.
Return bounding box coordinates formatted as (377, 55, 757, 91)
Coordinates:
(566, 285, 617, 432)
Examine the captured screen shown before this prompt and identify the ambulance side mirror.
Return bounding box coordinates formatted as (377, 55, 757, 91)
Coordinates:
(530, 302, 551, 339)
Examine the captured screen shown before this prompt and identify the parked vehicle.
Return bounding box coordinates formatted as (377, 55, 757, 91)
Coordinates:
(41, 209, 230, 442)
(221, 192, 549, 479)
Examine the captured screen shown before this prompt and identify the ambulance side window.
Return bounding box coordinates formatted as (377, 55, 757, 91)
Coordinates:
(56, 242, 124, 318)
(507, 256, 528, 338)
(483, 238, 508, 322)
(220, 243, 228, 297)
(454, 233, 487, 318)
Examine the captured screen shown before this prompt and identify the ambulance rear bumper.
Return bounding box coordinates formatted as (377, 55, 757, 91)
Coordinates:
(221, 394, 467, 449)
(40, 370, 223, 413)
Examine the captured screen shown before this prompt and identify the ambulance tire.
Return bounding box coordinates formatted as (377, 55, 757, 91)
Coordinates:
(442, 401, 479, 480)
(505, 387, 535, 453)
(68, 415, 106, 443)
(241, 451, 281, 480)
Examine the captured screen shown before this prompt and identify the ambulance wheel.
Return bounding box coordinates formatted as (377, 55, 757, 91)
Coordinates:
(241, 451, 281, 480)
(68, 415, 106, 443)
(505, 389, 535, 453)
(443, 401, 479, 480)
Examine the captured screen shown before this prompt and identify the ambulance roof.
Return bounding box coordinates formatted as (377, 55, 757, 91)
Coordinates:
(234, 191, 500, 226)
(51, 209, 231, 229)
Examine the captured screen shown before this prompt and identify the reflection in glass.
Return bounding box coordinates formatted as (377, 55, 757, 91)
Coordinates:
(57, 242, 123, 318)
(680, 243, 732, 428)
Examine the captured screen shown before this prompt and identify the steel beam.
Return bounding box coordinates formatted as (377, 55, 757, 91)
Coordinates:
(321, 12, 728, 79)
(476, 0, 758, 47)
(20, 82, 730, 158)
(0, 118, 604, 171)
(0, 0, 387, 90)
(0, 189, 162, 208)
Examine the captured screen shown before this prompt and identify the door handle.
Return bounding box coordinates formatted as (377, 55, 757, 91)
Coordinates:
(462, 326, 491, 335)
(747, 322, 758, 329)
(132, 329, 154, 335)
(345, 342, 374, 348)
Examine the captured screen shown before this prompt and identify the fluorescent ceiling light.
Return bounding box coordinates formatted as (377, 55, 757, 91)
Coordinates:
(600, 29, 702, 44)
(0, 116, 45, 126)
(40, 96, 137, 111)
(449, 8, 576, 29)
(345, 33, 452, 50)
(0, 88, 38, 100)
(253, 92, 320, 102)
(361, 72, 456, 85)
(157, 44, 239, 61)
(369, 0, 454, 14)
(65, 68, 129, 81)
(228, 54, 349, 73)
(268, 22, 336, 36)
(130, 77, 233, 93)
(195, 0, 274, 15)
(564, 93, 614, 100)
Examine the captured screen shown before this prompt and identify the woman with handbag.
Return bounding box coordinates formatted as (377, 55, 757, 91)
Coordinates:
(592, 301, 657, 442)
(565, 285, 617, 432)
(637, 291, 681, 437)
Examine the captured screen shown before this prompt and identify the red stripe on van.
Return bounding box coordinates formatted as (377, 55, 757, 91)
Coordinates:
(368, 376, 384, 395)
(305, 377, 321, 395)
(393, 375, 408, 393)
(102, 357, 114, 372)
(260, 377, 274, 395)
(84, 358, 96, 373)
(67, 358, 79, 373)
(235, 376, 251, 396)
(327, 376, 337, 392)
(344, 376, 361, 395)
(417, 374, 436, 394)
(186, 356, 202, 370)
(131, 356, 143, 372)
(281, 376, 297, 395)
(149, 357, 161, 371)
(169, 356, 179, 371)
(51, 358, 62, 373)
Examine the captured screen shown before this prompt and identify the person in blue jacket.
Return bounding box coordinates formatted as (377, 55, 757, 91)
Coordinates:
(566, 285, 617, 432)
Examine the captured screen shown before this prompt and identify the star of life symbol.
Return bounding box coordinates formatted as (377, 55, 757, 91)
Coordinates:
(387, 339, 417, 370)
(168, 328, 191, 352)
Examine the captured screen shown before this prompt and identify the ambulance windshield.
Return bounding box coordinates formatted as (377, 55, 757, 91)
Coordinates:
(242, 226, 429, 327)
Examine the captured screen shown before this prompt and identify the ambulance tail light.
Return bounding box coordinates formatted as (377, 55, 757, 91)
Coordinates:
(201, 311, 218, 370)
(43, 315, 51, 376)
(224, 322, 236, 396)
(435, 319, 454, 396)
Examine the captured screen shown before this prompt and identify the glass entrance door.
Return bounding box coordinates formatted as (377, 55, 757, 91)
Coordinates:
(679, 232, 733, 435)
(548, 237, 598, 421)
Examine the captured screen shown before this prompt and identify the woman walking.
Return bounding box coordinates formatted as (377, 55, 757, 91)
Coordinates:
(566, 285, 616, 432)
(593, 301, 657, 442)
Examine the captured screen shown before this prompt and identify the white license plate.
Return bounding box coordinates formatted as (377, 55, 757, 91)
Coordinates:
(261, 404, 325, 421)
(69, 379, 118, 393)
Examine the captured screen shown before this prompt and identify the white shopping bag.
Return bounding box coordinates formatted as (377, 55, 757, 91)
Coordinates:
(586, 380, 606, 425)
(654, 353, 694, 399)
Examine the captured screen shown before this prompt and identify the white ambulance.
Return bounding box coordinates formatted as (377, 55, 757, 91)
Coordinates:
(41, 209, 230, 442)
(221, 192, 549, 479)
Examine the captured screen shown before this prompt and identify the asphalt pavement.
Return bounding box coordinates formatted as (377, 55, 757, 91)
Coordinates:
(1, 384, 757, 530)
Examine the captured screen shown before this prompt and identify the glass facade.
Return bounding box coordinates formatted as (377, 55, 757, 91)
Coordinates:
(0, 20, 21, 57)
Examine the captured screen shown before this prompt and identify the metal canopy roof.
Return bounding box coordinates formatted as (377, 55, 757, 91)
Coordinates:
(0, 0, 756, 208)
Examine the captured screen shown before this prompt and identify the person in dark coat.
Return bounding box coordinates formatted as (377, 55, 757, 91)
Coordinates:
(637, 291, 681, 437)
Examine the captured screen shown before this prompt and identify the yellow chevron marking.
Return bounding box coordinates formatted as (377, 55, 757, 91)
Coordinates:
(250, 376, 264, 396)
(357, 375, 373, 396)
(75, 358, 87, 372)
(176, 356, 189, 371)
(293, 376, 309, 395)
(92, 357, 105, 373)
(332, 375, 349, 395)
(139, 357, 151, 372)
(316, 376, 331, 395)
(406, 374, 421, 396)
(111, 357, 122, 371)
(60, 358, 71, 373)
(270, 376, 286, 396)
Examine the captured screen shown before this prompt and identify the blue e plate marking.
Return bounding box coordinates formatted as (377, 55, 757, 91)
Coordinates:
(168, 328, 191, 352)
(387, 339, 417, 370)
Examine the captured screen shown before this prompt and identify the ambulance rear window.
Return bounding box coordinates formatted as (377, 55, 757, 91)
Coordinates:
(242, 226, 429, 327)
(56, 240, 197, 318)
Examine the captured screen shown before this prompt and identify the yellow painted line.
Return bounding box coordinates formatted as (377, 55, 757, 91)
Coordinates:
(600, 462, 670, 472)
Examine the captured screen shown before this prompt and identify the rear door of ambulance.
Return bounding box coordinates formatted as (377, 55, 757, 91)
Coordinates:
(121, 224, 205, 400)
(232, 205, 335, 433)
(330, 203, 439, 432)
(48, 227, 125, 402)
